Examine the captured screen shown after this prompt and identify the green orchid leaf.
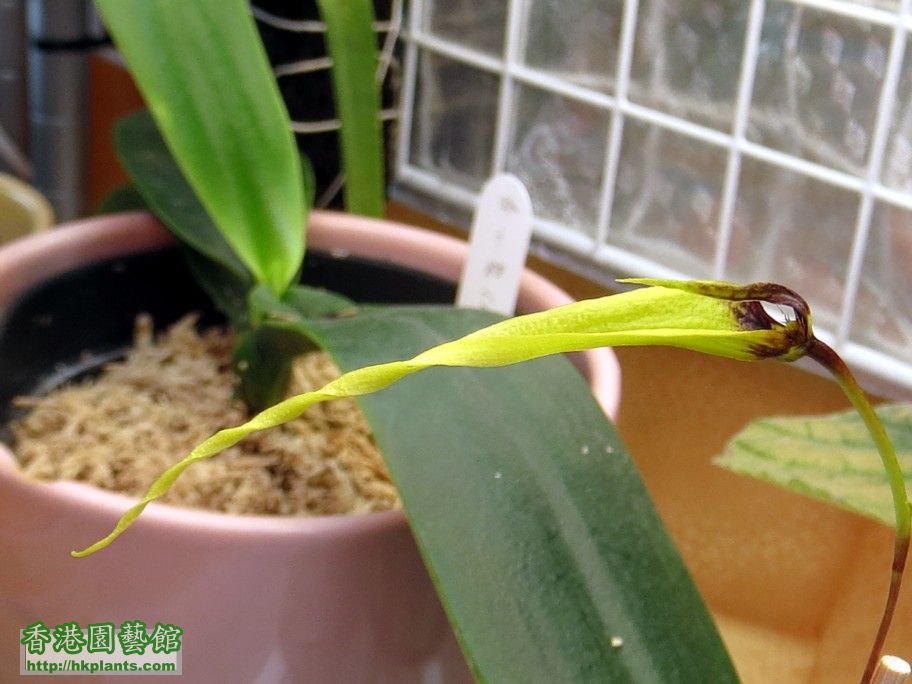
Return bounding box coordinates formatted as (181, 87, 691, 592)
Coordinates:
(301, 154, 318, 210)
(232, 326, 315, 414)
(235, 284, 355, 410)
(248, 281, 356, 326)
(113, 111, 324, 328)
(281, 285, 356, 319)
(96, 184, 147, 215)
(315, 0, 385, 216)
(96, 0, 305, 293)
(716, 403, 912, 528)
(114, 112, 250, 280)
(179, 248, 252, 329)
(113, 113, 254, 326)
(302, 307, 738, 681)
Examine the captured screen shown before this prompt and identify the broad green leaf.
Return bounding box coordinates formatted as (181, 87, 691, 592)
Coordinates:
(179, 248, 251, 328)
(96, 184, 147, 215)
(96, 0, 305, 293)
(232, 326, 314, 414)
(316, 0, 385, 216)
(113, 111, 323, 329)
(234, 284, 356, 411)
(304, 307, 738, 681)
(279, 284, 356, 320)
(716, 404, 912, 528)
(114, 112, 250, 280)
(112, 114, 254, 326)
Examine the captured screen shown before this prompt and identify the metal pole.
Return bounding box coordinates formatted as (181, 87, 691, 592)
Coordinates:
(0, 0, 29, 177)
(27, 0, 92, 220)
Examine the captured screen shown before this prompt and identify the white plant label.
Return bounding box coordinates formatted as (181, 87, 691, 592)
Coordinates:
(456, 174, 533, 316)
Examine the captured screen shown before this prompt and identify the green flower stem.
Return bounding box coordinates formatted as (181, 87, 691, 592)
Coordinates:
(807, 338, 911, 684)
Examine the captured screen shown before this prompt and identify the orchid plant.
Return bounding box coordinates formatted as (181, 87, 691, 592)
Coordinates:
(81, 1, 908, 681)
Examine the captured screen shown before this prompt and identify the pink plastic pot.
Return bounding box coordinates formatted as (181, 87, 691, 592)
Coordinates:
(0, 211, 620, 682)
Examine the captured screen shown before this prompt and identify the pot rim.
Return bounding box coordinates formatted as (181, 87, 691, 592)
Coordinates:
(0, 210, 621, 542)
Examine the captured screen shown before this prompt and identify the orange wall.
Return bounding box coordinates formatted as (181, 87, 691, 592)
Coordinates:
(87, 54, 144, 212)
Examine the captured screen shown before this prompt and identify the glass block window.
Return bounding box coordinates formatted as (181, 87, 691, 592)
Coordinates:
(397, 0, 912, 394)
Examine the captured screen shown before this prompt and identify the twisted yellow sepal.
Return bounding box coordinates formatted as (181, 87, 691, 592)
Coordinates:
(72, 279, 815, 557)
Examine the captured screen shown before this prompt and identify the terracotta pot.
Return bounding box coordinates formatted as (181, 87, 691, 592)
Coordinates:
(0, 211, 621, 682)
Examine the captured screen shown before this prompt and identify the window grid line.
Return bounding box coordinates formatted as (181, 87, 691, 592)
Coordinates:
(739, 138, 865, 191)
(874, 182, 912, 212)
(713, 0, 767, 280)
(836, 0, 912, 347)
(510, 61, 615, 110)
(407, 26, 912, 217)
(843, 340, 912, 390)
(490, 0, 525, 175)
(407, 29, 504, 73)
(785, 0, 902, 28)
(594, 0, 640, 250)
(393, 0, 423, 183)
